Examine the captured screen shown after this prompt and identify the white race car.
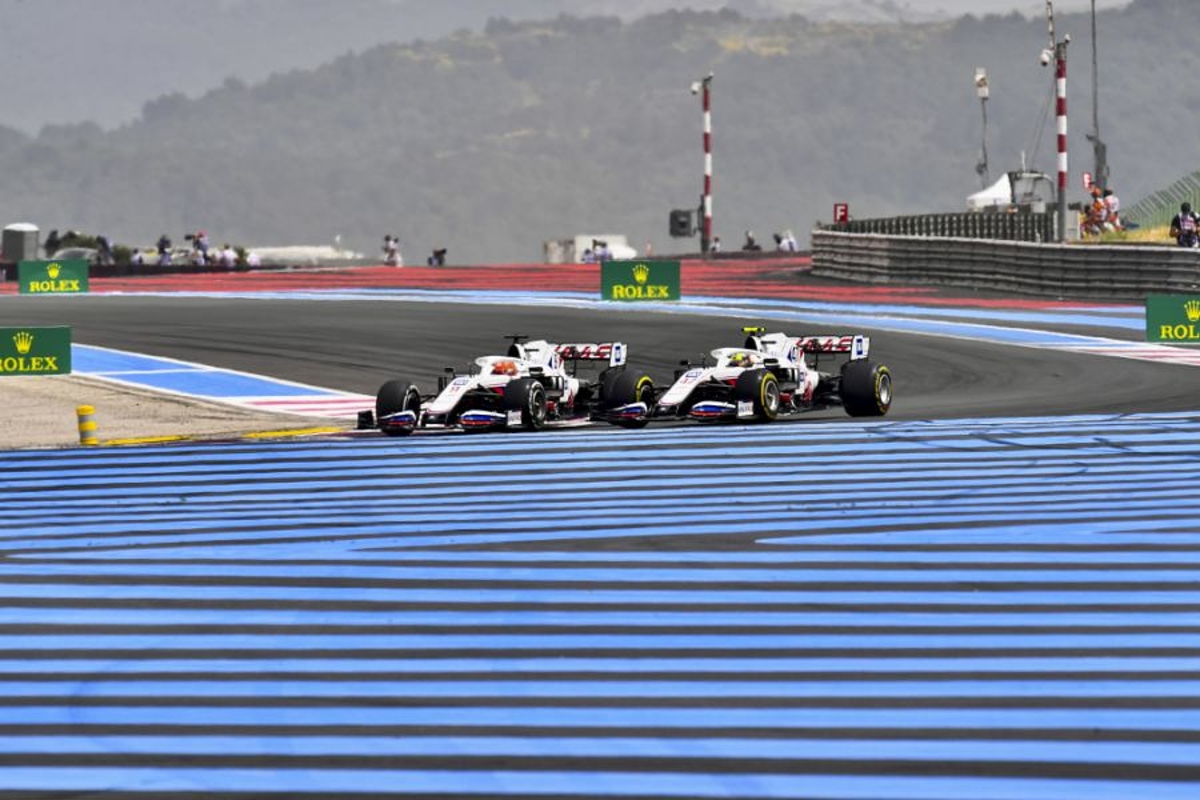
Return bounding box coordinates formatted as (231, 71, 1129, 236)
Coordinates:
(651, 327, 892, 423)
(375, 336, 655, 436)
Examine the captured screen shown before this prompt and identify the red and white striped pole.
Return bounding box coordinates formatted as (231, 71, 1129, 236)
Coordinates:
(1055, 44, 1068, 242)
(1045, 2, 1069, 241)
(700, 73, 713, 254)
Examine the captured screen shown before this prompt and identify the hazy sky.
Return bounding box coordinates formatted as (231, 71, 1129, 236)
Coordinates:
(0, 0, 1132, 134)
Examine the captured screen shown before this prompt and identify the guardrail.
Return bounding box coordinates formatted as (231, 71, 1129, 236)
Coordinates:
(822, 211, 1055, 243)
(812, 230, 1200, 300)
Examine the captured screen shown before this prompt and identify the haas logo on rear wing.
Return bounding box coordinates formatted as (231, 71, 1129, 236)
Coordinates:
(555, 342, 628, 367)
(793, 335, 869, 360)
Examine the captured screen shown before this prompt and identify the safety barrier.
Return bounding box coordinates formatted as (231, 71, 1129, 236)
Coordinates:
(812, 230, 1200, 300)
(76, 405, 99, 446)
(821, 211, 1055, 243)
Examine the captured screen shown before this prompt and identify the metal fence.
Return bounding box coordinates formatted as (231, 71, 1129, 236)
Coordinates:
(1124, 170, 1200, 230)
(819, 211, 1056, 243)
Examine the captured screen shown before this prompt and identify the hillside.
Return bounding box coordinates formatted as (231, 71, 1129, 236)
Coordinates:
(0, 0, 1185, 264)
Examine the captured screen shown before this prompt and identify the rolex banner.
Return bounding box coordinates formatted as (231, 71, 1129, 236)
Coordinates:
(1146, 295, 1200, 343)
(0, 327, 72, 376)
(18, 260, 89, 295)
(600, 260, 680, 302)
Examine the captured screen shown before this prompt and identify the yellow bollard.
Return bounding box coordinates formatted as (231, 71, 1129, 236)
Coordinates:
(76, 405, 99, 446)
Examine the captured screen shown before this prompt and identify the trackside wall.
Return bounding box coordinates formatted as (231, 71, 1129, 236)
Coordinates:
(812, 230, 1200, 300)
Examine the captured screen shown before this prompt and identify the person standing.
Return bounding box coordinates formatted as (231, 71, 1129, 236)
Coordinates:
(383, 235, 402, 266)
(156, 234, 172, 267)
(1103, 189, 1121, 231)
(1170, 202, 1200, 248)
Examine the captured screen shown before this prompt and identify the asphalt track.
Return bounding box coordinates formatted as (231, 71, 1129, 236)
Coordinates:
(4, 263, 1200, 799)
(5, 287, 1200, 421)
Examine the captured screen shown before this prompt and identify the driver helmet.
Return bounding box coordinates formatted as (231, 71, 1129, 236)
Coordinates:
(492, 360, 519, 376)
(728, 352, 755, 368)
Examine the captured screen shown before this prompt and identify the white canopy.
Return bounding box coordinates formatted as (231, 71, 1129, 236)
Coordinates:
(966, 174, 1011, 211)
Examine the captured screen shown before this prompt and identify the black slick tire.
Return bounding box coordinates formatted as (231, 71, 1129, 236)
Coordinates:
(503, 378, 548, 430)
(375, 379, 421, 436)
(604, 370, 655, 429)
(840, 359, 892, 417)
(733, 368, 780, 422)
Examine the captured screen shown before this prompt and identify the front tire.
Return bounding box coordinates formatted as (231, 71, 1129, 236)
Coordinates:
(841, 359, 892, 417)
(375, 379, 421, 436)
(503, 378, 548, 430)
(603, 370, 655, 429)
(734, 368, 780, 422)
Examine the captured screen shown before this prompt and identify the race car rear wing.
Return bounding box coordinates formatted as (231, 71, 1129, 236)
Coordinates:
(741, 327, 869, 361)
(795, 335, 870, 360)
(554, 342, 628, 368)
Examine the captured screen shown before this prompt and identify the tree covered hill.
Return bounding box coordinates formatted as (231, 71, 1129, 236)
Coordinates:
(0, 0, 1187, 264)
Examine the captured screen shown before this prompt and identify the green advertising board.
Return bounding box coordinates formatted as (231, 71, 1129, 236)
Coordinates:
(600, 260, 681, 302)
(0, 326, 72, 376)
(18, 260, 89, 295)
(1146, 295, 1200, 343)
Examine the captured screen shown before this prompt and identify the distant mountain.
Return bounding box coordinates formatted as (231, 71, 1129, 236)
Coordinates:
(0, 0, 1130, 133)
(0, 0, 1176, 264)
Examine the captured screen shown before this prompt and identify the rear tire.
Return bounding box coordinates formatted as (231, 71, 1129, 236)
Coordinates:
(375, 379, 421, 436)
(603, 370, 655, 429)
(841, 359, 892, 417)
(734, 368, 780, 422)
(503, 378, 548, 430)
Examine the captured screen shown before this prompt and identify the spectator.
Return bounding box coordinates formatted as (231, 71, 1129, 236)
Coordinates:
(1083, 190, 1108, 237)
(186, 232, 207, 265)
(781, 229, 798, 252)
(710, 235, 721, 253)
(594, 240, 612, 262)
(196, 230, 210, 258)
(581, 248, 596, 264)
(245, 250, 262, 268)
(220, 243, 238, 268)
(130, 249, 144, 268)
(742, 230, 761, 251)
(156, 234, 172, 267)
(1170, 202, 1200, 248)
(383, 235, 402, 266)
(428, 248, 447, 267)
(1103, 188, 1122, 231)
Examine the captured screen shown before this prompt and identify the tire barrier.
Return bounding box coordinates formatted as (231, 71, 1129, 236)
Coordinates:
(812, 230, 1200, 300)
(820, 211, 1056, 243)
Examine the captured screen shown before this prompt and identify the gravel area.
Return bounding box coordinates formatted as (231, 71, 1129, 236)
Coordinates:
(0, 375, 347, 450)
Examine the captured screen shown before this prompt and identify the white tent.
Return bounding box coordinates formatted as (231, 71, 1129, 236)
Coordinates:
(967, 174, 1012, 211)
